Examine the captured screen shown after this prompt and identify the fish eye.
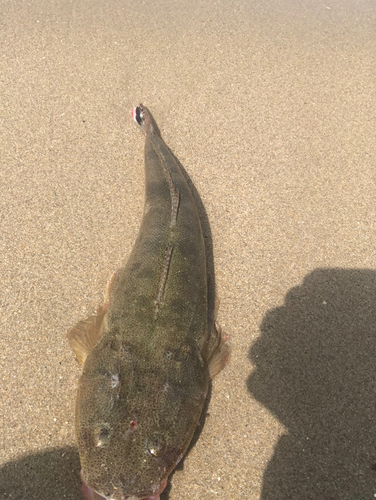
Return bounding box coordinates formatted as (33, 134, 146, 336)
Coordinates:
(93, 423, 113, 447)
(146, 434, 166, 457)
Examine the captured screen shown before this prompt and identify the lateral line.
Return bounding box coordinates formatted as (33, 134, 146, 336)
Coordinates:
(154, 244, 174, 313)
(150, 139, 182, 313)
(153, 144, 180, 227)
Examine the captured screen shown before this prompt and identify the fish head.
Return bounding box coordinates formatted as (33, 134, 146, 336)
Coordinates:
(77, 405, 177, 499)
(76, 390, 179, 499)
(132, 104, 161, 137)
(75, 348, 190, 500)
(78, 432, 171, 500)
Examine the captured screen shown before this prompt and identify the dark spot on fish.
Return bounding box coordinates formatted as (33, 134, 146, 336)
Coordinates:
(146, 434, 166, 457)
(135, 294, 152, 311)
(121, 342, 132, 355)
(135, 263, 158, 280)
(147, 179, 170, 199)
(175, 344, 191, 362)
(95, 366, 109, 378)
(131, 261, 141, 272)
(109, 336, 121, 351)
(179, 238, 198, 260)
(370, 463, 376, 471)
(167, 298, 189, 318)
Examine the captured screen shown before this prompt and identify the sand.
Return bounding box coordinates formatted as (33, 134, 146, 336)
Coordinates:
(0, 0, 375, 498)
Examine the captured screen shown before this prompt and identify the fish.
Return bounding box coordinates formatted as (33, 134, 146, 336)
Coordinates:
(67, 104, 230, 500)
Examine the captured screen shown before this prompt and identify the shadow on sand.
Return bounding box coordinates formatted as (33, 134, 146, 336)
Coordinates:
(0, 446, 82, 500)
(248, 268, 376, 499)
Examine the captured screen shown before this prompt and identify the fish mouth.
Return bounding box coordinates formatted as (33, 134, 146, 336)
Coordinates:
(131, 104, 161, 136)
(81, 477, 167, 500)
(81, 483, 105, 500)
(132, 105, 144, 127)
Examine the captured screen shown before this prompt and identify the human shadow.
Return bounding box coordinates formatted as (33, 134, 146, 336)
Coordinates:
(248, 268, 376, 500)
(0, 446, 82, 499)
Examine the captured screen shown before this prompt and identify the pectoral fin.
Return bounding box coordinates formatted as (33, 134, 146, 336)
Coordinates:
(208, 321, 230, 379)
(67, 306, 107, 365)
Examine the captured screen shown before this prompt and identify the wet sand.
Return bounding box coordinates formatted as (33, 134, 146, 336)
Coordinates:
(1, 1, 375, 499)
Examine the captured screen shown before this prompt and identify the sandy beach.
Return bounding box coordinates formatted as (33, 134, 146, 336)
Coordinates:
(1, 0, 375, 498)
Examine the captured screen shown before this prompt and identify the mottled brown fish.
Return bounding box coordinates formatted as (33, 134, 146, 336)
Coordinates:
(67, 104, 229, 500)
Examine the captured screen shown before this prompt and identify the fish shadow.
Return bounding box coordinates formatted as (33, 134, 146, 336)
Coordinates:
(0, 446, 82, 500)
(247, 268, 376, 499)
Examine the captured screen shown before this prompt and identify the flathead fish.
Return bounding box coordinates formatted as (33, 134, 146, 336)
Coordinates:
(67, 104, 229, 500)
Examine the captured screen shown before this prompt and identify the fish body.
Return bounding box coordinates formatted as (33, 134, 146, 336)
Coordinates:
(68, 105, 229, 500)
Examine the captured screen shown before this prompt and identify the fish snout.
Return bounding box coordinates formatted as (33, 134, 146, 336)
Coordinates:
(80, 475, 167, 500)
(132, 104, 161, 137)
